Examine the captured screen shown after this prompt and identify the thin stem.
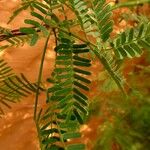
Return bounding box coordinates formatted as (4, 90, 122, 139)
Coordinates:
(0, 27, 41, 42)
(34, 31, 51, 120)
(33, 31, 51, 150)
(35, 121, 43, 150)
(0, 24, 52, 42)
(58, 27, 96, 47)
(0, 24, 96, 47)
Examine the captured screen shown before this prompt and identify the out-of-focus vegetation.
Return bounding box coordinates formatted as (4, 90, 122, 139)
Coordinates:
(89, 51, 150, 150)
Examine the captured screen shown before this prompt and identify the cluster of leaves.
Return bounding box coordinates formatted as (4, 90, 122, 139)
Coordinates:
(0, 59, 44, 116)
(38, 38, 91, 149)
(0, 25, 33, 51)
(111, 22, 150, 59)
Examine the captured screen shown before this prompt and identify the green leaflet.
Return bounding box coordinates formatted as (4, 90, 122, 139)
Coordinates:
(54, 88, 72, 96)
(32, 2, 48, 14)
(19, 27, 38, 46)
(46, 145, 64, 150)
(112, 23, 150, 59)
(59, 95, 73, 106)
(73, 67, 91, 75)
(31, 11, 44, 21)
(63, 132, 81, 140)
(74, 102, 88, 115)
(66, 144, 85, 150)
(74, 74, 91, 84)
(73, 81, 89, 91)
(73, 44, 87, 48)
(30, 33, 39, 46)
(73, 94, 88, 106)
(73, 61, 91, 67)
(20, 27, 36, 34)
(73, 88, 88, 100)
(73, 109, 84, 124)
(24, 19, 49, 37)
(59, 122, 79, 129)
(56, 55, 71, 60)
(73, 55, 91, 63)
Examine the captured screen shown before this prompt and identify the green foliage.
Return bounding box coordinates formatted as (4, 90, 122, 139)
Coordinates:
(91, 64, 150, 150)
(69, 0, 113, 43)
(0, 35, 33, 51)
(38, 39, 91, 149)
(0, 0, 150, 149)
(19, 2, 50, 45)
(8, 0, 38, 24)
(0, 25, 35, 51)
(69, 0, 126, 94)
(111, 23, 150, 59)
(0, 59, 44, 116)
(93, 94, 150, 150)
(0, 59, 13, 80)
(92, 0, 113, 42)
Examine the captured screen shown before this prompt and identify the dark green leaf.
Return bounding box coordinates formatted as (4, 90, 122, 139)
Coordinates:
(66, 144, 85, 150)
(73, 88, 88, 100)
(73, 68, 91, 75)
(73, 94, 88, 106)
(74, 74, 91, 84)
(73, 56, 91, 63)
(20, 27, 36, 34)
(73, 109, 84, 124)
(73, 61, 91, 67)
(30, 33, 39, 46)
(63, 132, 81, 140)
(74, 81, 89, 91)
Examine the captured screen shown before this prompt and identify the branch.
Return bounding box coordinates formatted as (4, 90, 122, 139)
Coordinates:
(0, 25, 48, 42)
(0, 24, 127, 96)
(34, 30, 51, 120)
